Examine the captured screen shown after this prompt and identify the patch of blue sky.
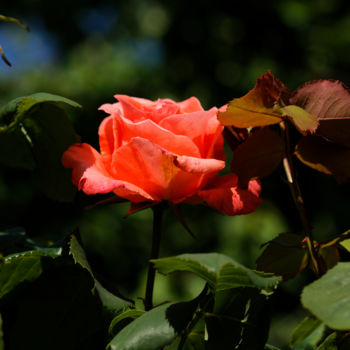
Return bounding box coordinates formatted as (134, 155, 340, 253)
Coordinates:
(0, 17, 58, 76)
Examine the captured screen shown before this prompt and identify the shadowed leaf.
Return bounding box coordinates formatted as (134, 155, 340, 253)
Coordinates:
(295, 136, 350, 183)
(231, 127, 284, 186)
(0, 93, 81, 201)
(0, 248, 61, 298)
(290, 317, 326, 350)
(256, 233, 308, 280)
(70, 234, 132, 316)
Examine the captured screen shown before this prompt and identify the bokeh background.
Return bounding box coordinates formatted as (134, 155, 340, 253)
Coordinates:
(1, 0, 350, 347)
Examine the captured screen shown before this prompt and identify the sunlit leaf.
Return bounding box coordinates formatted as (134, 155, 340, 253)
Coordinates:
(107, 300, 199, 350)
(295, 136, 350, 183)
(217, 71, 289, 128)
(109, 309, 145, 336)
(256, 233, 308, 280)
(152, 253, 281, 293)
(277, 105, 318, 134)
(231, 127, 284, 186)
(302, 262, 350, 330)
(290, 317, 326, 350)
(340, 239, 350, 253)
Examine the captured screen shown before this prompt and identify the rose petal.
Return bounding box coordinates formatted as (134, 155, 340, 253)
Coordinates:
(177, 97, 204, 113)
(116, 115, 200, 157)
(98, 102, 122, 115)
(159, 108, 225, 159)
(174, 155, 225, 174)
(62, 143, 154, 202)
(98, 115, 118, 169)
(193, 174, 262, 216)
(114, 95, 181, 123)
(112, 137, 207, 201)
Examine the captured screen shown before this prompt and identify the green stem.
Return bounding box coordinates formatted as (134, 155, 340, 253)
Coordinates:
(280, 121, 322, 276)
(145, 203, 164, 311)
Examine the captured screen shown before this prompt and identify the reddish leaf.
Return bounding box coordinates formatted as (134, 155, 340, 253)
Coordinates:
(217, 71, 290, 128)
(291, 80, 350, 147)
(295, 136, 350, 183)
(256, 233, 308, 280)
(223, 127, 249, 152)
(231, 127, 284, 186)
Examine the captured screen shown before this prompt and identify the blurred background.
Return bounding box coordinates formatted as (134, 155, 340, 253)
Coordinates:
(0, 0, 350, 347)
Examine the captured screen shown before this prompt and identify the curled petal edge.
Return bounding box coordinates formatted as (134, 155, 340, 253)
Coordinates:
(62, 143, 155, 202)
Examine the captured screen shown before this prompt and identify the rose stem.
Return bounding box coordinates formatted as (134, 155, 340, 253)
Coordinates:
(280, 120, 322, 276)
(145, 203, 164, 311)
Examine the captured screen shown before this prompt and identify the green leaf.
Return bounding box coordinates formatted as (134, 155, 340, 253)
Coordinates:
(22, 104, 79, 201)
(109, 309, 145, 336)
(205, 288, 271, 349)
(265, 345, 281, 350)
(340, 239, 350, 252)
(0, 92, 81, 120)
(0, 248, 61, 298)
(107, 301, 198, 350)
(256, 233, 309, 280)
(317, 332, 338, 350)
(277, 105, 318, 134)
(69, 234, 132, 315)
(302, 262, 350, 330)
(217, 262, 281, 292)
(181, 318, 205, 350)
(0, 124, 35, 169)
(230, 127, 284, 186)
(152, 253, 281, 294)
(290, 317, 326, 349)
(0, 93, 81, 201)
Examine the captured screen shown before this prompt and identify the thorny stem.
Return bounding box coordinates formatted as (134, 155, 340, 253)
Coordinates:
(280, 121, 322, 276)
(144, 203, 164, 311)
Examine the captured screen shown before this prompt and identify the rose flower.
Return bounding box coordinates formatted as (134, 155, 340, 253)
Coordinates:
(62, 95, 261, 215)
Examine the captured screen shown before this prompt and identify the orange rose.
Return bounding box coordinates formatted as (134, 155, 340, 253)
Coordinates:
(62, 95, 261, 215)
